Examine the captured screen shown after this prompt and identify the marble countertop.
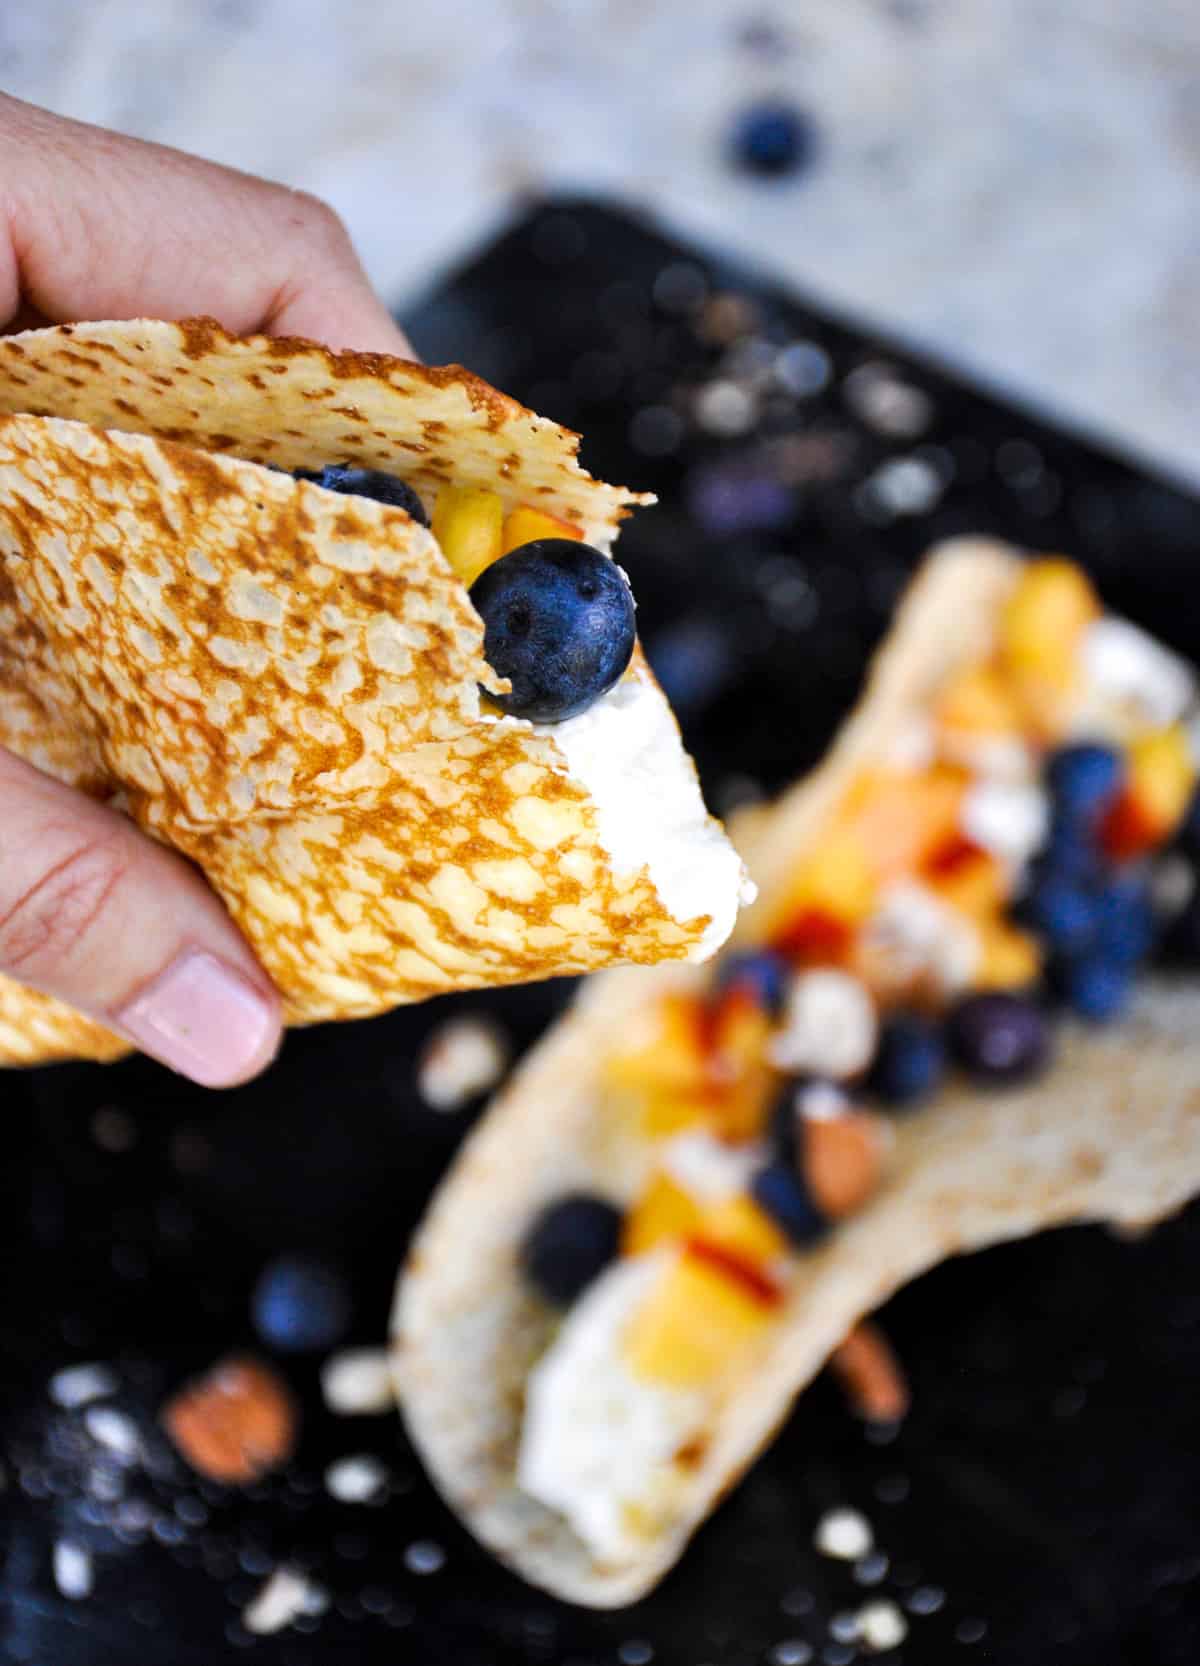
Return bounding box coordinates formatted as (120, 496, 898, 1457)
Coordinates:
(3, 0, 1197, 483)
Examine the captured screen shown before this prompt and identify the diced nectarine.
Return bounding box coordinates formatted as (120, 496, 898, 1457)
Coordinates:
(695, 1194, 787, 1265)
(500, 504, 584, 554)
(1101, 725, 1195, 860)
(934, 664, 1022, 738)
(604, 995, 713, 1136)
(431, 485, 504, 585)
(975, 920, 1041, 990)
(928, 843, 1006, 916)
(770, 832, 877, 955)
(841, 769, 966, 882)
(623, 1244, 777, 1387)
(999, 559, 1099, 689)
(621, 1172, 702, 1257)
(705, 988, 777, 1141)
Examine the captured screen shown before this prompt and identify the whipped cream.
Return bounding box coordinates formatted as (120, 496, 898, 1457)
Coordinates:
(517, 1254, 707, 1560)
(539, 667, 751, 958)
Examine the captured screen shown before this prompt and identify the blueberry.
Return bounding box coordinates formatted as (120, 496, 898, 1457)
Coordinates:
(1032, 816, 1103, 886)
(521, 1194, 622, 1307)
(251, 1256, 350, 1353)
(1058, 957, 1133, 1024)
(1045, 744, 1123, 825)
(469, 540, 636, 723)
(1095, 873, 1156, 967)
(750, 1161, 828, 1248)
(729, 101, 818, 178)
(867, 1012, 947, 1109)
(1022, 877, 1100, 958)
(717, 950, 789, 1016)
(295, 463, 429, 525)
(948, 993, 1052, 1084)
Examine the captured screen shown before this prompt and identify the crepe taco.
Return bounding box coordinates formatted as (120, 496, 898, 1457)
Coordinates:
(0, 318, 748, 1066)
(394, 538, 1200, 1607)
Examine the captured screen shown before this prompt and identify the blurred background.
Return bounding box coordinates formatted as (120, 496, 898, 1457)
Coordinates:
(4, 0, 1199, 483)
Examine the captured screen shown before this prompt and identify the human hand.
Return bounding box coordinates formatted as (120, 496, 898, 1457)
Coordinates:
(0, 93, 414, 1085)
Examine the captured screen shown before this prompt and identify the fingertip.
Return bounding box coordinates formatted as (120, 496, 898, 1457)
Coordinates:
(115, 948, 284, 1089)
(270, 290, 419, 361)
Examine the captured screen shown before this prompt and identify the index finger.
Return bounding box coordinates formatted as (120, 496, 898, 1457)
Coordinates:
(0, 93, 415, 358)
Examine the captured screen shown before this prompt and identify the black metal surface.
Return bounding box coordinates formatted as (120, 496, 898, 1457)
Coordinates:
(3, 197, 1200, 1666)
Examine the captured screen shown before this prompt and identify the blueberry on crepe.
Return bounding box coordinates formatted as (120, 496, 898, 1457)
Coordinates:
(521, 1194, 623, 1306)
(295, 462, 429, 525)
(470, 540, 636, 723)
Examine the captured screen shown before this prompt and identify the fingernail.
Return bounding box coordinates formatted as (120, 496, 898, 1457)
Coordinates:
(116, 950, 280, 1087)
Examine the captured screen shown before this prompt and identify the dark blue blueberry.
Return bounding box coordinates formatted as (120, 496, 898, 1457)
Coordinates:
(1058, 957, 1133, 1024)
(717, 950, 789, 1016)
(521, 1194, 622, 1307)
(750, 1161, 828, 1248)
(1032, 816, 1103, 886)
(1095, 873, 1156, 967)
(469, 540, 636, 723)
(1045, 744, 1123, 826)
(729, 101, 818, 178)
(251, 1256, 350, 1353)
(295, 464, 429, 525)
(948, 993, 1052, 1084)
(867, 1012, 947, 1110)
(1022, 877, 1100, 958)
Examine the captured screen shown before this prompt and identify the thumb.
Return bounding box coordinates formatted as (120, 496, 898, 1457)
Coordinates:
(0, 748, 282, 1086)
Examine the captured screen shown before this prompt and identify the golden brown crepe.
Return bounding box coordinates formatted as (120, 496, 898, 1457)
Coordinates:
(0, 319, 746, 1065)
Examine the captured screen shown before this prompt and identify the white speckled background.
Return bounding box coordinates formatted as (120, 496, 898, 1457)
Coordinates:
(3, 0, 1198, 481)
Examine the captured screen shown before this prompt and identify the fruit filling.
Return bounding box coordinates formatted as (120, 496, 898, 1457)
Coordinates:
(514, 557, 1200, 1552)
(296, 464, 632, 723)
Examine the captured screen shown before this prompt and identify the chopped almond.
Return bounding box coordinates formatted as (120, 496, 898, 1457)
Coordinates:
(829, 1323, 909, 1424)
(803, 1111, 888, 1219)
(162, 1355, 296, 1485)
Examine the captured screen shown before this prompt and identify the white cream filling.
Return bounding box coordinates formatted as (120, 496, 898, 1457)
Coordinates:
(538, 667, 751, 958)
(1080, 617, 1195, 733)
(517, 1254, 708, 1560)
(960, 778, 1049, 866)
(659, 1130, 766, 1202)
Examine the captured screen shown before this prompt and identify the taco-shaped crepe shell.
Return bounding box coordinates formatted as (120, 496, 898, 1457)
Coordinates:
(393, 539, 1200, 1606)
(0, 319, 746, 1064)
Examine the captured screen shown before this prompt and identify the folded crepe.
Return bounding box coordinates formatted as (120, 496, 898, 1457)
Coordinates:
(0, 318, 747, 1066)
(393, 539, 1200, 1607)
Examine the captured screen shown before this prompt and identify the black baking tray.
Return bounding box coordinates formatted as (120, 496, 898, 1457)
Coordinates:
(2, 199, 1199, 1666)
